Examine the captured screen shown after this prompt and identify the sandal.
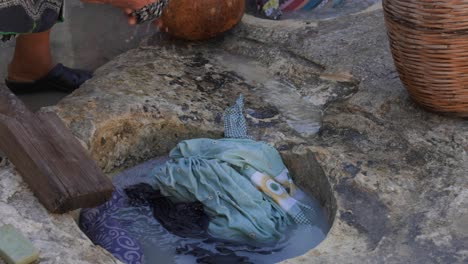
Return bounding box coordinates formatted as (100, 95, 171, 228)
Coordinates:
(5, 64, 92, 94)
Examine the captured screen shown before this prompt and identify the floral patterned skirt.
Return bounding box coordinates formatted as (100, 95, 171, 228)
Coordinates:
(0, 0, 63, 41)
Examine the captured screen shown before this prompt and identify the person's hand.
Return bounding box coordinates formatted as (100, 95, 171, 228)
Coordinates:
(153, 19, 165, 31)
(122, 8, 137, 25)
(81, 0, 155, 24)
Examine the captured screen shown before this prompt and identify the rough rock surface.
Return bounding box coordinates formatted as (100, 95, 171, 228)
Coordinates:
(1, 2, 467, 264)
(0, 158, 121, 264)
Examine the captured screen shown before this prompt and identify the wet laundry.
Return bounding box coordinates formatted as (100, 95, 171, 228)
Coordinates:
(125, 183, 210, 238)
(223, 95, 251, 139)
(152, 138, 318, 243)
(175, 238, 285, 264)
(80, 183, 262, 264)
(177, 245, 253, 264)
(80, 95, 325, 264)
(80, 190, 145, 264)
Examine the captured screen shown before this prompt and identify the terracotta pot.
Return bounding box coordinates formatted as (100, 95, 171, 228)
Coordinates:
(160, 0, 245, 41)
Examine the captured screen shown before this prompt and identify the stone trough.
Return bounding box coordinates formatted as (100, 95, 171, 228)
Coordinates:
(1, 1, 467, 263)
(49, 29, 341, 261)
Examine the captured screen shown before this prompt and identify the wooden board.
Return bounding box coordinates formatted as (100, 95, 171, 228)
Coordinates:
(0, 87, 113, 213)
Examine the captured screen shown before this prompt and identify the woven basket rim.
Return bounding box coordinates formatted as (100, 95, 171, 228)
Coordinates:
(383, 0, 468, 33)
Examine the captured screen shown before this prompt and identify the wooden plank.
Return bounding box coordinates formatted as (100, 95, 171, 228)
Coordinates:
(0, 87, 113, 213)
(37, 112, 114, 210)
(0, 114, 68, 210)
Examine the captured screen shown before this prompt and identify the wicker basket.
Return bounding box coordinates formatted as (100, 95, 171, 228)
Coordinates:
(383, 0, 468, 116)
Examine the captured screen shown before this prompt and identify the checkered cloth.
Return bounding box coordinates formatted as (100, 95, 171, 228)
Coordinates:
(291, 205, 317, 225)
(224, 95, 250, 139)
(132, 0, 170, 24)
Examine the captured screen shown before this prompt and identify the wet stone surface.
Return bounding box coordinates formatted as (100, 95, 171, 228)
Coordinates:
(1, 2, 467, 263)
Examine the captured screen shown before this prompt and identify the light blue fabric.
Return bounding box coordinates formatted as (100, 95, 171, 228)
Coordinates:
(148, 96, 320, 244)
(151, 138, 294, 244)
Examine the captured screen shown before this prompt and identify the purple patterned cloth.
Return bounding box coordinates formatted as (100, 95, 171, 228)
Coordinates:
(79, 190, 145, 264)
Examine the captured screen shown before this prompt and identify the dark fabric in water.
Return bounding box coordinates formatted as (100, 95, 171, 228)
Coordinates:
(198, 254, 253, 264)
(125, 183, 278, 263)
(80, 182, 270, 264)
(177, 244, 254, 264)
(175, 238, 283, 264)
(81, 179, 289, 264)
(124, 183, 210, 238)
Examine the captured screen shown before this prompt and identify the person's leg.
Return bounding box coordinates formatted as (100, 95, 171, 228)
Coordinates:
(7, 30, 53, 82)
(5, 28, 92, 94)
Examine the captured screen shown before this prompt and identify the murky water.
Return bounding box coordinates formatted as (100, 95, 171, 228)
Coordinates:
(262, 79, 322, 136)
(107, 158, 330, 264)
(214, 54, 323, 137)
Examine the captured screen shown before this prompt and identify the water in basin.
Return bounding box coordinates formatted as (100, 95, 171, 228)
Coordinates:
(214, 53, 323, 137)
(97, 157, 330, 264)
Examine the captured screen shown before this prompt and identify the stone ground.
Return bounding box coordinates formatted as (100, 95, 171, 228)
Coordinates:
(1, 1, 468, 264)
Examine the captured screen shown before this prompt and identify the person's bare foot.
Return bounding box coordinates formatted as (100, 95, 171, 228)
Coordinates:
(5, 30, 92, 94)
(7, 62, 53, 82)
(7, 30, 54, 82)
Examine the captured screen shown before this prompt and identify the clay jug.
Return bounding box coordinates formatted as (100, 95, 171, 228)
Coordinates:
(160, 0, 245, 41)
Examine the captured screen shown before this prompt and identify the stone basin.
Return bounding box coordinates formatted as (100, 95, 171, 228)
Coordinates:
(0, 2, 467, 264)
